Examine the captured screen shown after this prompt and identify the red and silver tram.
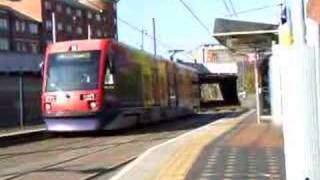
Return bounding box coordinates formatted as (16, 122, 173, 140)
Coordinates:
(41, 39, 199, 131)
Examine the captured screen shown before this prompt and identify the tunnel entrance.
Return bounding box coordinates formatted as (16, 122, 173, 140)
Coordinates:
(199, 74, 240, 109)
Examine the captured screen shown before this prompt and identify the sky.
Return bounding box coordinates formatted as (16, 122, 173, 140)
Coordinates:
(117, 0, 281, 60)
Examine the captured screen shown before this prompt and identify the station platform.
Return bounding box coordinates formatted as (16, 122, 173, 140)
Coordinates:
(0, 125, 45, 138)
(111, 110, 285, 180)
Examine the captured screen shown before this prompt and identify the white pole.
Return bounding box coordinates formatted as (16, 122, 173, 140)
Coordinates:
(52, 12, 56, 43)
(306, 9, 320, 180)
(254, 51, 261, 124)
(291, 0, 305, 45)
(88, 24, 91, 39)
(270, 45, 283, 125)
(280, 0, 320, 179)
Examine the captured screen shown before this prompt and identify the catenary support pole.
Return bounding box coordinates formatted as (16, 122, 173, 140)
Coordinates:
(52, 12, 56, 43)
(88, 24, 92, 39)
(202, 47, 205, 63)
(141, 29, 144, 50)
(152, 18, 157, 57)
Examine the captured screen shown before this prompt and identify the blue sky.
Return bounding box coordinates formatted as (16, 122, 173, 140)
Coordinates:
(117, 0, 281, 59)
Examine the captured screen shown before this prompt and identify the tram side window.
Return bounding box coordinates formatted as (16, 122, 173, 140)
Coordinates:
(104, 54, 115, 87)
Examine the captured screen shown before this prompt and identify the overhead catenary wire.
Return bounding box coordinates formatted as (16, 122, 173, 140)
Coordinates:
(227, 0, 237, 16)
(118, 2, 212, 60)
(226, 3, 282, 17)
(222, 0, 232, 15)
(84, 0, 177, 56)
(118, 17, 174, 50)
(118, 17, 144, 35)
(178, 0, 211, 34)
(119, 17, 191, 60)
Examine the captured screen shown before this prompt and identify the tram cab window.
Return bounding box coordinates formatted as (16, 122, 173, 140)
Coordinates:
(104, 52, 115, 87)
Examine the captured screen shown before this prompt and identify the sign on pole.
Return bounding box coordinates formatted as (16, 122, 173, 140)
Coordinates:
(307, 0, 320, 23)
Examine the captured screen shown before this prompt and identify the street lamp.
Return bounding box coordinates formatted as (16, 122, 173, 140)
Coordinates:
(168, 49, 184, 61)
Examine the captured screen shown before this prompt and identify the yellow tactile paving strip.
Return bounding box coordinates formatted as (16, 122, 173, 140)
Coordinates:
(154, 117, 243, 180)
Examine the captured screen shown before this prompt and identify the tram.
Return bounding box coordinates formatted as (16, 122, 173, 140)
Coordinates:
(41, 39, 199, 131)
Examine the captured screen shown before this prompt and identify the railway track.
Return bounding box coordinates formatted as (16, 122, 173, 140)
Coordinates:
(0, 110, 243, 180)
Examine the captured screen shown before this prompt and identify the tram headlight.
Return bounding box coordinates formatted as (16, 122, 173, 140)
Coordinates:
(45, 103, 52, 111)
(89, 101, 97, 110)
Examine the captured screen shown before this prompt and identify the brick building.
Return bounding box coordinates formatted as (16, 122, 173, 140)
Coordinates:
(0, 1, 42, 54)
(0, 0, 118, 54)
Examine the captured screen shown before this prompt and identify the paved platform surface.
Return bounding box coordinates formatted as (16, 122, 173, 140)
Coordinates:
(186, 115, 285, 180)
(112, 110, 285, 180)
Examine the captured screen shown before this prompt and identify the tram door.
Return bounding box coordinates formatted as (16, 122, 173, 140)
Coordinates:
(167, 63, 178, 108)
(103, 52, 117, 107)
(152, 64, 160, 107)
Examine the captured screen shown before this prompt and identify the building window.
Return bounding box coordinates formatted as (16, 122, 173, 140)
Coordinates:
(21, 43, 27, 52)
(44, 1, 52, 10)
(0, 38, 9, 50)
(66, 25, 72, 33)
(46, 20, 52, 30)
(0, 18, 8, 30)
(15, 41, 21, 51)
(29, 23, 38, 34)
(76, 27, 82, 34)
(16, 41, 28, 52)
(56, 4, 62, 12)
(113, 3, 117, 10)
(21, 21, 25, 32)
(0, 10, 8, 14)
(57, 22, 63, 31)
(96, 14, 101, 21)
(87, 11, 92, 19)
(76, 9, 82, 17)
(66, 7, 72, 15)
(15, 21, 20, 32)
(96, 30, 102, 37)
(104, 32, 108, 37)
(30, 43, 38, 54)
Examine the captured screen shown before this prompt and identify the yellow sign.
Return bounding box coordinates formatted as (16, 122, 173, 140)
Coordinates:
(279, 23, 293, 47)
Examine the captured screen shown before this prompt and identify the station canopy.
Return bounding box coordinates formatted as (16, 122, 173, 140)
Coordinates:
(213, 18, 278, 54)
(0, 53, 42, 73)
